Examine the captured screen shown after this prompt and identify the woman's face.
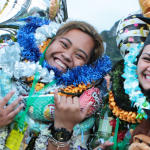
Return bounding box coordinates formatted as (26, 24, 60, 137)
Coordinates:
(137, 45, 150, 91)
(45, 29, 94, 73)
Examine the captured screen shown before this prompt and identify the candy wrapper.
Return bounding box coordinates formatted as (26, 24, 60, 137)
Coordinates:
(80, 87, 102, 117)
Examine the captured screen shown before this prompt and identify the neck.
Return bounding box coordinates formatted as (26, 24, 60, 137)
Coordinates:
(143, 89, 150, 99)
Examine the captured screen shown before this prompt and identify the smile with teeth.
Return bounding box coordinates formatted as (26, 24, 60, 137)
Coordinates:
(146, 75, 150, 80)
(55, 59, 67, 70)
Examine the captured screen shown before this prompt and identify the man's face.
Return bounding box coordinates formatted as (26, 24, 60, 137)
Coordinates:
(45, 29, 94, 73)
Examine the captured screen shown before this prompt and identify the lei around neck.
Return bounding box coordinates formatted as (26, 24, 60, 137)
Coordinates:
(16, 17, 112, 86)
(108, 59, 146, 123)
(122, 43, 150, 120)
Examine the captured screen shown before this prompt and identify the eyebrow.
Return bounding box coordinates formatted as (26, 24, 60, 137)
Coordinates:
(61, 37, 88, 59)
(142, 53, 150, 56)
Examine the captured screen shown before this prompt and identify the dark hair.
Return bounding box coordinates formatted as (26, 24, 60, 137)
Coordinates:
(53, 21, 104, 64)
(136, 47, 145, 65)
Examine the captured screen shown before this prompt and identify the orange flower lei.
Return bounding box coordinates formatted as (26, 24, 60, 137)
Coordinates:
(28, 75, 91, 97)
(39, 39, 51, 53)
(59, 83, 91, 97)
(109, 91, 143, 123)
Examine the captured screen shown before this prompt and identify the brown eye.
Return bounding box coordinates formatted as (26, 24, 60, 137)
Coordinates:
(63, 43, 68, 48)
(139, 139, 142, 143)
(76, 54, 86, 62)
(61, 42, 68, 48)
(76, 54, 83, 59)
(143, 57, 150, 61)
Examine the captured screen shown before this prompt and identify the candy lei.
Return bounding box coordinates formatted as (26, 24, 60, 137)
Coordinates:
(122, 43, 148, 120)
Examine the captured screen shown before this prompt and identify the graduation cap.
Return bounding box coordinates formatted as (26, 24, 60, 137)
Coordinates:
(143, 108, 150, 121)
(136, 14, 150, 46)
(116, 11, 149, 58)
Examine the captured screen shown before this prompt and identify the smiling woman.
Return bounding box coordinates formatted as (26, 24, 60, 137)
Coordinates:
(45, 29, 94, 72)
(132, 15, 150, 94)
(0, 18, 111, 150)
(92, 12, 150, 150)
(45, 21, 106, 150)
(45, 21, 104, 72)
(137, 45, 150, 91)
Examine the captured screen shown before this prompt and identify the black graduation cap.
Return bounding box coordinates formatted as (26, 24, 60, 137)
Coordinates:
(143, 108, 150, 121)
(136, 14, 150, 46)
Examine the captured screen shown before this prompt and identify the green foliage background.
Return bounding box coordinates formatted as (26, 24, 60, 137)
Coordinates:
(100, 21, 122, 65)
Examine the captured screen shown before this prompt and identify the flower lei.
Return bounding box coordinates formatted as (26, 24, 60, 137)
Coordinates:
(122, 43, 149, 120)
(106, 59, 141, 123)
(0, 127, 8, 150)
(111, 59, 133, 111)
(109, 91, 142, 123)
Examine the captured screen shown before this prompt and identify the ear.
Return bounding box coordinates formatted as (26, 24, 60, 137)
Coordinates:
(130, 129, 134, 136)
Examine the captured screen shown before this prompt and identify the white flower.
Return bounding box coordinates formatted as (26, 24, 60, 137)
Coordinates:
(37, 143, 45, 148)
(0, 131, 7, 138)
(35, 21, 62, 45)
(40, 69, 55, 83)
(0, 144, 4, 149)
(0, 43, 23, 77)
(0, 127, 8, 149)
(40, 137, 48, 142)
(41, 128, 50, 136)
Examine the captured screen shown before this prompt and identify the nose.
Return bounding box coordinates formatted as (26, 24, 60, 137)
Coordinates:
(61, 52, 72, 62)
(147, 66, 150, 71)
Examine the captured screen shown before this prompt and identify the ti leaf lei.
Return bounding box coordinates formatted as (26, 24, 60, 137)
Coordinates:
(111, 59, 137, 112)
